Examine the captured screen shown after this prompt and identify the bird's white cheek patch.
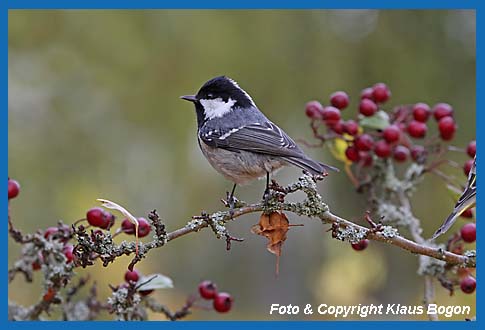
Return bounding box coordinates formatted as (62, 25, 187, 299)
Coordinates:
(200, 98, 236, 120)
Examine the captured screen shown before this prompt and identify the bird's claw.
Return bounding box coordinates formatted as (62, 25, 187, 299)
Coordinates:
(221, 191, 238, 218)
(262, 188, 271, 206)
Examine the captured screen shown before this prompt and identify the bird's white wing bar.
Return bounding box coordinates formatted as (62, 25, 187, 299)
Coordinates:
(200, 121, 303, 158)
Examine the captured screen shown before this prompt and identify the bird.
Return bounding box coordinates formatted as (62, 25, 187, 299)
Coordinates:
(432, 156, 476, 240)
(180, 76, 338, 204)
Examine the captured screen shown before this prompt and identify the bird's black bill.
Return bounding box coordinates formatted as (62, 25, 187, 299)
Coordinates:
(180, 95, 198, 102)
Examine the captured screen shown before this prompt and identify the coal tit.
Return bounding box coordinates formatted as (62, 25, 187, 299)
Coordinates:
(181, 76, 338, 197)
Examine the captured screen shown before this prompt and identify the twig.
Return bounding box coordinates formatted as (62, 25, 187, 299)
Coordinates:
(144, 296, 196, 321)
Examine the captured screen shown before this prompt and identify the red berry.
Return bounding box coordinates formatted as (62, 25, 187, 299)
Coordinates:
(44, 227, 59, 239)
(32, 253, 44, 270)
(461, 208, 473, 218)
(345, 146, 360, 162)
(438, 116, 456, 141)
(372, 83, 391, 103)
(351, 239, 369, 251)
(433, 103, 453, 121)
(305, 101, 324, 119)
(198, 280, 218, 300)
(460, 223, 476, 243)
(330, 120, 345, 135)
(137, 218, 151, 238)
(466, 140, 476, 158)
(32, 261, 42, 271)
(63, 245, 74, 263)
(43, 288, 57, 302)
(360, 88, 374, 100)
(122, 218, 151, 237)
(410, 145, 426, 161)
(8, 179, 20, 200)
(464, 159, 473, 176)
(124, 269, 140, 283)
(407, 120, 427, 138)
(139, 289, 154, 296)
(359, 99, 378, 117)
(360, 152, 373, 167)
(121, 218, 136, 234)
(86, 207, 114, 229)
(322, 106, 341, 125)
(343, 120, 359, 136)
(330, 91, 349, 110)
(393, 146, 409, 162)
(374, 140, 392, 158)
(460, 276, 476, 294)
(86, 207, 105, 227)
(213, 292, 233, 313)
(355, 134, 374, 152)
(383, 125, 401, 143)
(412, 103, 430, 122)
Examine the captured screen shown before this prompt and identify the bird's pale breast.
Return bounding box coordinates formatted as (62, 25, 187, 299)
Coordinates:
(198, 136, 286, 185)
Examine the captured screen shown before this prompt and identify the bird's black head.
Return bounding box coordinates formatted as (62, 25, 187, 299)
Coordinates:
(194, 76, 254, 107)
(180, 76, 255, 126)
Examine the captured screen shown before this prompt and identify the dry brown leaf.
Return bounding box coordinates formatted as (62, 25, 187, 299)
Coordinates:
(251, 211, 303, 275)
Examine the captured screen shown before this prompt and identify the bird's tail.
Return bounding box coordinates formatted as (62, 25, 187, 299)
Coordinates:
(431, 192, 476, 240)
(285, 156, 339, 176)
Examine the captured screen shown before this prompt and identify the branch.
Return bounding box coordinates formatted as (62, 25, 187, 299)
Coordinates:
(164, 174, 474, 268)
(167, 201, 474, 268)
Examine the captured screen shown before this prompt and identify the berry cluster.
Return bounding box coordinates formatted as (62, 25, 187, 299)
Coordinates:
(85, 207, 152, 238)
(451, 140, 475, 295)
(455, 195, 476, 295)
(304, 83, 476, 296)
(448, 228, 476, 295)
(8, 176, 234, 319)
(198, 280, 234, 313)
(305, 83, 462, 167)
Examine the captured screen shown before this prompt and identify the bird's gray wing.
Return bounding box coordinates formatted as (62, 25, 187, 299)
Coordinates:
(200, 121, 338, 173)
(200, 122, 302, 156)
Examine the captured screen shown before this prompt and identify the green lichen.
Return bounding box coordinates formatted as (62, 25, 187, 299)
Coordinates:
(333, 223, 368, 244)
(464, 250, 476, 258)
(381, 225, 399, 238)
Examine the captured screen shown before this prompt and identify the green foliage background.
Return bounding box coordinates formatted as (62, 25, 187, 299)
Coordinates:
(8, 10, 475, 320)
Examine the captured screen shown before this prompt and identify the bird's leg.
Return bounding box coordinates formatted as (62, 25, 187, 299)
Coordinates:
(224, 183, 237, 217)
(263, 172, 271, 205)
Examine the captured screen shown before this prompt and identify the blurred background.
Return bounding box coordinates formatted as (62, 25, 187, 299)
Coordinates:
(8, 10, 475, 320)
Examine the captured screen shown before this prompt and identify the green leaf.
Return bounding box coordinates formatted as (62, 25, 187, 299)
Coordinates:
(137, 274, 174, 291)
(359, 110, 390, 130)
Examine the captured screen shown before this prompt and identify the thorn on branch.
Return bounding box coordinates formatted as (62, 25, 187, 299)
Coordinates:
(437, 274, 455, 296)
(225, 233, 244, 251)
(364, 211, 384, 233)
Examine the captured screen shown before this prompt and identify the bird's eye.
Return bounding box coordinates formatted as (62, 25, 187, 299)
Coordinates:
(207, 93, 213, 98)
